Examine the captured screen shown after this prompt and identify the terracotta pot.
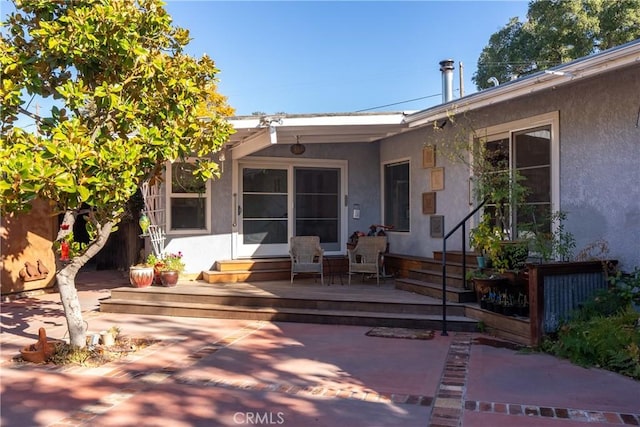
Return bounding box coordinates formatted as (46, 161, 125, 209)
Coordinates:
(129, 266, 154, 288)
(160, 270, 179, 287)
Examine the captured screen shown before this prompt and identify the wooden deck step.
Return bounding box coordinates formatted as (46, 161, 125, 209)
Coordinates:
(395, 278, 477, 303)
(100, 299, 477, 332)
(100, 280, 478, 332)
(202, 269, 290, 283)
(215, 258, 291, 272)
(407, 268, 467, 289)
(465, 304, 531, 346)
(106, 285, 466, 316)
(433, 251, 480, 265)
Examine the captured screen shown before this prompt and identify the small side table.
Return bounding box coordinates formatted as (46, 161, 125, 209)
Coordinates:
(324, 256, 345, 285)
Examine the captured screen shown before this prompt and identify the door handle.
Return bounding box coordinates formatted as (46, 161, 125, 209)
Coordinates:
(237, 205, 242, 216)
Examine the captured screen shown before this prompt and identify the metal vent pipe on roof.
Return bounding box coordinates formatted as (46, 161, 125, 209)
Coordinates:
(439, 59, 455, 103)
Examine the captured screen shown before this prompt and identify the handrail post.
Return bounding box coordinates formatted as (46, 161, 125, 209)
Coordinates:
(441, 231, 448, 336)
(440, 198, 487, 337)
(462, 222, 467, 290)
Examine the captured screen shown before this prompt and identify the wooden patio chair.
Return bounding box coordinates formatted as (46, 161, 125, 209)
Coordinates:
(347, 236, 388, 285)
(289, 236, 324, 286)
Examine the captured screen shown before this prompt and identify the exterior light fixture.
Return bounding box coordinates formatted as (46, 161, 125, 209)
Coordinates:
(291, 135, 305, 155)
(218, 150, 226, 173)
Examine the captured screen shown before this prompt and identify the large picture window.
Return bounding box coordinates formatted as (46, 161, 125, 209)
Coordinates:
(383, 160, 410, 232)
(167, 161, 210, 233)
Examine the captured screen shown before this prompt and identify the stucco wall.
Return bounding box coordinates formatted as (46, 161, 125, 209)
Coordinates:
(166, 141, 381, 273)
(379, 127, 471, 258)
(1, 199, 57, 294)
(380, 64, 640, 269)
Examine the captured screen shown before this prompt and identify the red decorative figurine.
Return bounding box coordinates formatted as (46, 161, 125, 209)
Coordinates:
(60, 241, 70, 261)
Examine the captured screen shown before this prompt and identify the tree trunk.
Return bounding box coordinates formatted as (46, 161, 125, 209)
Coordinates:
(57, 219, 114, 349)
(56, 266, 86, 347)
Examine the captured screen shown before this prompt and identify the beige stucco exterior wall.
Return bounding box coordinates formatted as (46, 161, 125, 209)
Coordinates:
(1, 199, 57, 294)
(381, 63, 640, 269)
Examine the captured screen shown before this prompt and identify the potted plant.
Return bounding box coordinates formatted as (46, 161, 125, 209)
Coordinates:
(146, 253, 163, 285)
(500, 292, 515, 316)
(467, 269, 508, 302)
(154, 252, 185, 287)
(469, 213, 507, 268)
(529, 210, 576, 263)
(515, 292, 529, 317)
(129, 252, 156, 288)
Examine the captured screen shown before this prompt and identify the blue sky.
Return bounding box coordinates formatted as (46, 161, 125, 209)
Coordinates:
(163, 1, 530, 115)
(1, 0, 530, 119)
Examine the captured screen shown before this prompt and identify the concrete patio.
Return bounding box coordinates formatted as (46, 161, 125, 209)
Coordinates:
(1, 269, 639, 427)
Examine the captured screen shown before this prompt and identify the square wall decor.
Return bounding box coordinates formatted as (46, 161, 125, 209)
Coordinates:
(430, 215, 444, 238)
(422, 145, 436, 168)
(430, 167, 444, 191)
(422, 192, 436, 214)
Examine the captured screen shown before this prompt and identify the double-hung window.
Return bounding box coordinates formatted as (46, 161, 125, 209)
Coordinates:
(383, 160, 410, 232)
(167, 161, 210, 233)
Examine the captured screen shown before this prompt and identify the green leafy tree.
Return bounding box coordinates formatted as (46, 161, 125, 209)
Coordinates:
(473, 0, 640, 89)
(0, 0, 234, 348)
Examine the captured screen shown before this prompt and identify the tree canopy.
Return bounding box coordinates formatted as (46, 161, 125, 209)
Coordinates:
(473, 0, 640, 89)
(0, 0, 234, 347)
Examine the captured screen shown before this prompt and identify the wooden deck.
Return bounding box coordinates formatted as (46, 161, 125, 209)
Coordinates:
(100, 252, 533, 345)
(100, 278, 479, 332)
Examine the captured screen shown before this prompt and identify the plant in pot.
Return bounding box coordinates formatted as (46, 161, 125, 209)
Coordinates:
(469, 215, 502, 269)
(129, 253, 156, 288)
(500, 292, 515, 316)
(154, 252, 185, 287)
(467, 269, 508, 302)
(515, 292, 529, 317)
(465, 134, 531, 275)
(529, 210, 576, 263)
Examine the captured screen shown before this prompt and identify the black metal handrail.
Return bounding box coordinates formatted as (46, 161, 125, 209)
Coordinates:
(441, 198, 487, 336)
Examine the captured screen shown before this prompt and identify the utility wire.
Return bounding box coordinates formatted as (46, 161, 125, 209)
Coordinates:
(356, 92, 441, 112)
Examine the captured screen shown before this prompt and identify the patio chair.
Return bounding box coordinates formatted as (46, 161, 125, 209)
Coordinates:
(347, 235, 388, 285)
(289, 236, 324, 286)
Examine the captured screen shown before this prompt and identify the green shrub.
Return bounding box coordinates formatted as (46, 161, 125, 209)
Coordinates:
(544, 306, 640, 379)
(571, 287, 629, 322)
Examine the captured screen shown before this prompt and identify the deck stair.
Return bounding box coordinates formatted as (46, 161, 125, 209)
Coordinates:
(202, 258, 291, 283)
(391, 251, 478, 303)
(100, 281, 478, 332)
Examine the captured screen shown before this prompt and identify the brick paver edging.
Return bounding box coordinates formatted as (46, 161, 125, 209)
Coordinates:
(428, 332, 473, 427)
(465, 400, 640, 425)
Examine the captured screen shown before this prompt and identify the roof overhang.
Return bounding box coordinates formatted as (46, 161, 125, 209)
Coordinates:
(405, 39, 640, 128)
(227, 112, 410, 159)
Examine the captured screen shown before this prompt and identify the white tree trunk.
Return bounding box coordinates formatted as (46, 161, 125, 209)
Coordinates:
(56, 265, 86, 347)
(56, 218, 114, 349)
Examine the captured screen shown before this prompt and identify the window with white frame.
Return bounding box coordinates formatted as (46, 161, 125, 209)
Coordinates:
(383, 160, 410, 232)
(167, 161, 210, 233)
(477, 112, 559, 239)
